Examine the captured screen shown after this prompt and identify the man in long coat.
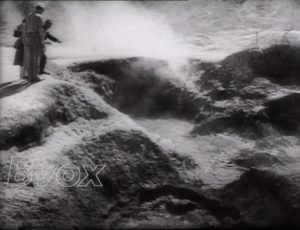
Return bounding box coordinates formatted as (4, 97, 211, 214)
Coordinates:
(23, 2, 45, 83)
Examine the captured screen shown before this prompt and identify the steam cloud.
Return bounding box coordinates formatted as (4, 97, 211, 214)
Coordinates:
(44, 1, 190, 69)
(1, 0, 299, 78)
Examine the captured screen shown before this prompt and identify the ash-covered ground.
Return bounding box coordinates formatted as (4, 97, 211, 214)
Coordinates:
(1, 0, 300, 228)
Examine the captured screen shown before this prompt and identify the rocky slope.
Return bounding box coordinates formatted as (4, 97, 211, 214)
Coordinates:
(1, 44, 300, 228)
(0, 77, 211, 228)
(65, 44, 300, 227)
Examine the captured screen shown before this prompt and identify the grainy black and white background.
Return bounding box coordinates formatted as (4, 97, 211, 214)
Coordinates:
(0, 0, 300, 228)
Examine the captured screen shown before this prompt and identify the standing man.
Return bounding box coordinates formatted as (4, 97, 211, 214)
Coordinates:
(40, 19, 61, 75)
(23, 2, 45, 83)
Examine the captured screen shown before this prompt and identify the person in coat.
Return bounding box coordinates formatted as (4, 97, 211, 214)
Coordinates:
(40, 19, 61, 75)
(13, 19, 27, 79)
(23, 2, 45, 83)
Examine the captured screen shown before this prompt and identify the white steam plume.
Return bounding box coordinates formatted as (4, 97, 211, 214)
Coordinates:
(44, 1, 190, 74)
(0, 1, 23, 46)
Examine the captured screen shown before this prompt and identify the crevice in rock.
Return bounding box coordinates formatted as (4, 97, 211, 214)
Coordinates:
(137, 185, 240, 220)
(165, 200, 198, 215)
(69, 58, 200, 120)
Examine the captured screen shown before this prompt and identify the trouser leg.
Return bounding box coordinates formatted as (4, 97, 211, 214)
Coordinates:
(23, 45, 29, 79)
(32, 45, 42, 81)
(22, 46, 27, 79)
(26, 33, 42, 83)
(20, 66, 24, 78)
(40, 52, 46, 74)
(24, 44, 34, 83)
(32, 44, 38, 81)
(30, 45, 35, 83)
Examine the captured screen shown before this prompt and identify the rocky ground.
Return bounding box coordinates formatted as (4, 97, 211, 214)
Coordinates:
(1, 44, 300, 228)
(191, 45, 300, 138)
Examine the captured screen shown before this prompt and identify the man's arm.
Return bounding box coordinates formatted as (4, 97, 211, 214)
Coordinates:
(46, 32, 61, 43)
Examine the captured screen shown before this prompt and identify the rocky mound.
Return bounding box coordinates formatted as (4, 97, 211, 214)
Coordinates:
(0, 76, 218, 228)
(69, 57, 202, 119)
(191, 45, 300, 138)
(1, 44, 300, 228)
(217, 168, 300, 227)
(68, 45, 300, 138)
(251, 45, 300, 86)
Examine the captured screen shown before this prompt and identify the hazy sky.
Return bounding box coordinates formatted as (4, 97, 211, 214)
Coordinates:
(1, 0, 299, 65)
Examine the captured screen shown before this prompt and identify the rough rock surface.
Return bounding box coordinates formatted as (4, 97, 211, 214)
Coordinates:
(217, 168, 300, 227)
(69, 57, 202, 119)
(0, 75, 215, 228)
(191, 45, 300, 138)
(1, 44, 300, 228)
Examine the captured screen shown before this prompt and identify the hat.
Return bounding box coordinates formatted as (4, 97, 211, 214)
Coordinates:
(36, 2, 45, 10)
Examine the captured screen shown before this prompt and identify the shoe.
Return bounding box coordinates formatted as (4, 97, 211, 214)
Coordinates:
(39, 71, 50, 75)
